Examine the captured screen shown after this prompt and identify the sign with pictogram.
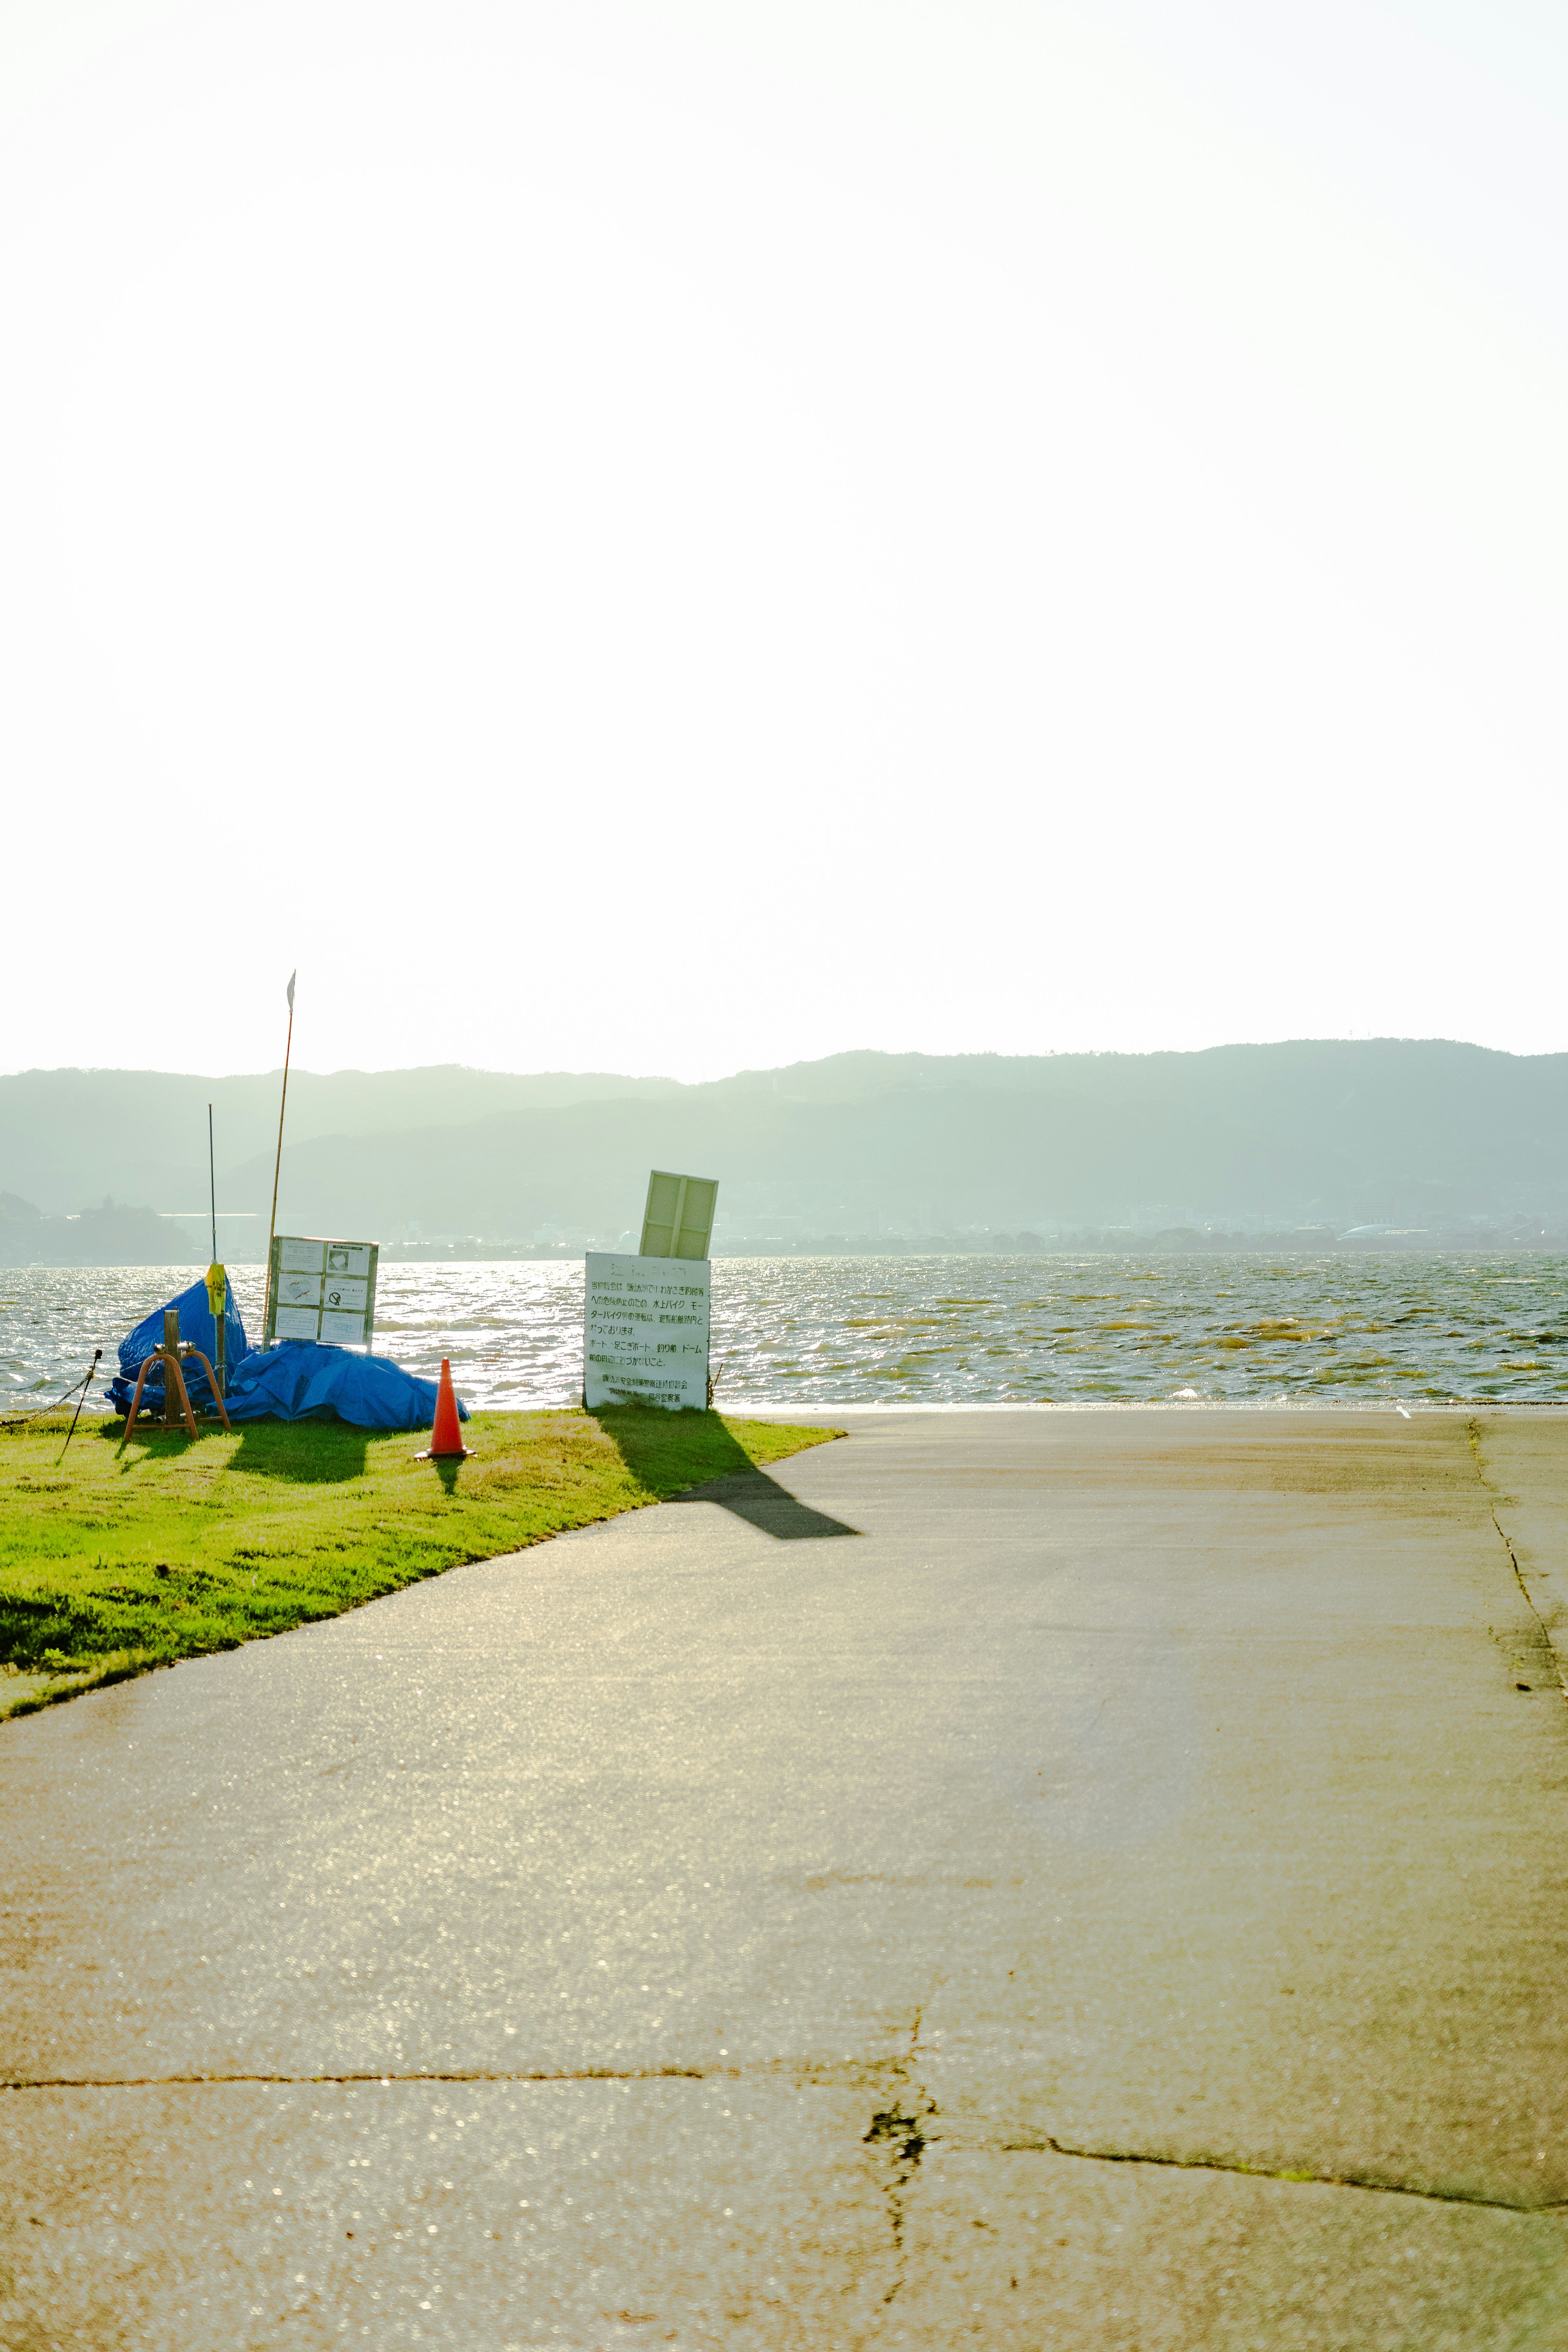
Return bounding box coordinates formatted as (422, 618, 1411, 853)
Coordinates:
(265, 1235, 380, 1349)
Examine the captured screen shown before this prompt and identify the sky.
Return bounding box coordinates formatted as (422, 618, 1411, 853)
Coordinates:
(5, 0, 1568, 1080)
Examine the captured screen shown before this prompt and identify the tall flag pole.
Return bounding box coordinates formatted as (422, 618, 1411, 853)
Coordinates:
(206, 1103, 228, 1400)
(264, 972, 296, 1343)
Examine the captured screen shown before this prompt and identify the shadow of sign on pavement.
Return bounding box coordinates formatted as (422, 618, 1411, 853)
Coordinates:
(670, 1466, 861, 1541)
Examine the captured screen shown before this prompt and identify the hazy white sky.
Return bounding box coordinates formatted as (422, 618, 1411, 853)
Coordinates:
(5, 0, 1568, 1079)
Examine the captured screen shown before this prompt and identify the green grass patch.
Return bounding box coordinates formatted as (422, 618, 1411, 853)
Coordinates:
(0, 1407, 838, 1715)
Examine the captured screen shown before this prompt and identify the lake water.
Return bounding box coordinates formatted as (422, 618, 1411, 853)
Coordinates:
(4, 1254, 1567, 1418)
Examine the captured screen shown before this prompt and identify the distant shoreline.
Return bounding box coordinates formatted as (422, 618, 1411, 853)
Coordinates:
(4, 1238, 1565, 1269)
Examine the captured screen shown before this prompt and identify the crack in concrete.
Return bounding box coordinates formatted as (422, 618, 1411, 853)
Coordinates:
(11, 2035, 957, 2307)
(862, 2008, 939, 2305)
(1487, 1509, 1564, 1694)
(990, 2132, 1568, 2215)
(0, 2065, 707, 2090)
(11, 2071, 1563, 2225)
(1466, 1419, 1568, 1703)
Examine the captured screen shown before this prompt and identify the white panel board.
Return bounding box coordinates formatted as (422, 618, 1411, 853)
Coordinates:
(584, 1252, 710, 1411)
(266, 1235, 380, 1350)
(639, 1170, 719, 1260)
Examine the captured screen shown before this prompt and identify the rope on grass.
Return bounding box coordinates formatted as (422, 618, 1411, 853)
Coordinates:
(0, 1356, 100, 1430)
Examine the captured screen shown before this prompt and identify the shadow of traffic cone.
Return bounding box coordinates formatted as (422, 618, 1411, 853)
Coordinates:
(417, 1358, 472, 1460)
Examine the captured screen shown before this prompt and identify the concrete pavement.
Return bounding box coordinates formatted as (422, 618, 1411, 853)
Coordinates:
(3, 1408, 1568, 2348)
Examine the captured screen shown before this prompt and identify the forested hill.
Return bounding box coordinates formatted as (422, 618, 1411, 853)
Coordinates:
(3, 1041, 1567, 1257)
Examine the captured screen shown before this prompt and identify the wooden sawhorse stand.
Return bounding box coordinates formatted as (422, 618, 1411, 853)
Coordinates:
(122, 1308, 232, 1440)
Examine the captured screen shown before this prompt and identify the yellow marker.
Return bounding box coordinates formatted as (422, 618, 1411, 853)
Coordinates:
(205, 1263, 227, 1318)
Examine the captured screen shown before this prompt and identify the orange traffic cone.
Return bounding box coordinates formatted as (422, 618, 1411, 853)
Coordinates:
(417, 1358, 472, 1460)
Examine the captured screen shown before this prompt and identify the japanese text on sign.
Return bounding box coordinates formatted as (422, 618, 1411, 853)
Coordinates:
(583, 1252, 710, 1411)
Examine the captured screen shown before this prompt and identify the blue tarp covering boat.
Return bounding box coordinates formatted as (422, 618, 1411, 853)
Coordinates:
(107, 1286, 468, 1431)
(221, 1341, 466, 1432)
(105, 1278, 249, 1415)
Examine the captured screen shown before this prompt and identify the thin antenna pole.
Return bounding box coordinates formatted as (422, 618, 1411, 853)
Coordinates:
(264, 973, 297, 1342)
(208, 1102, 217, 1263)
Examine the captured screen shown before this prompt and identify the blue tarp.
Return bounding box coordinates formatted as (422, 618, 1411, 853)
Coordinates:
(220, 1341, 468, 1432)
(107, 1284, 468, 1430)
(105, 1278, 249, 1415)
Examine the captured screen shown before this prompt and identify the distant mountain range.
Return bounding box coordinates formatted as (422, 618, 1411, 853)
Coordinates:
(2, 1042, 1566, 1263)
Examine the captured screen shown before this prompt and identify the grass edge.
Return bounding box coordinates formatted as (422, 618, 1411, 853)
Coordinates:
(1, 1416, 847, 1722)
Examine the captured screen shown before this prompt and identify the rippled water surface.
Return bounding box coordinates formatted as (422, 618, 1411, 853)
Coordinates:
(4, 1254, 1568, 1416)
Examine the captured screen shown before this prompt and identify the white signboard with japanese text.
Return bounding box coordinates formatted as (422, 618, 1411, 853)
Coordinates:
(266, 1234, 380, 1350)
(583, 1252, 710, 1411)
